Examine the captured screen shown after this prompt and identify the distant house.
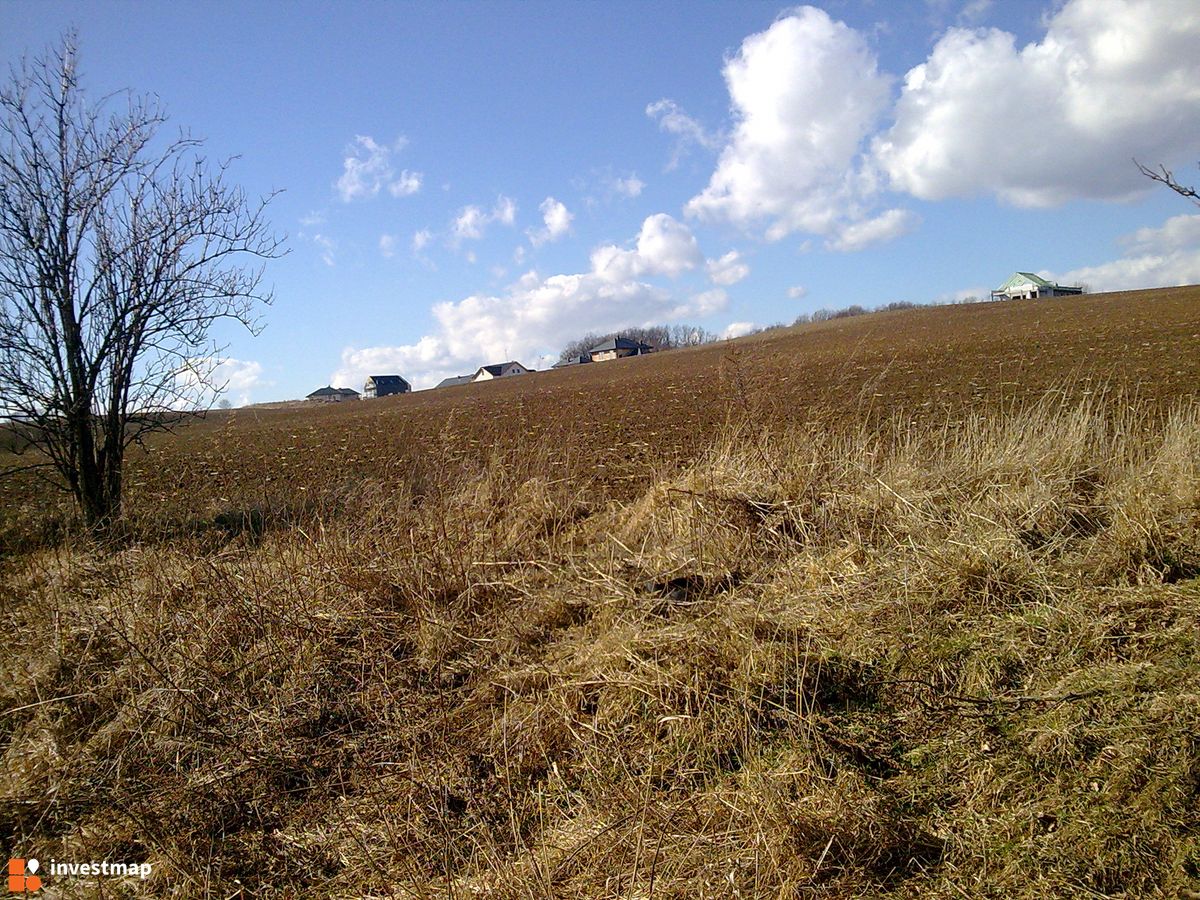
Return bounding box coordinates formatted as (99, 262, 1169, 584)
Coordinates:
(363, 375, 410, 399)
(552, 354, 593, 368)
(473, 361, 531, 381)
(306, 386, 360, 402)
(588, 336, 654, 362)
(436, 374, 475, 389)
(991, 272, 1084, 301)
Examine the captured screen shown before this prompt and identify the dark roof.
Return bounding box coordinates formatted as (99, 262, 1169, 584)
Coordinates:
(306, 385, 359, 399)
(589, 336, 653, 353)
(552, 354, 593, 368)
(436, 374, 474, 388)
(476, 360, 527, 377)
(366, 375, 410, 388)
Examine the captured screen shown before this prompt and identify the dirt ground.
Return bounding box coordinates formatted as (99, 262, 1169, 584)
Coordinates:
(4, 285, 1199, 522)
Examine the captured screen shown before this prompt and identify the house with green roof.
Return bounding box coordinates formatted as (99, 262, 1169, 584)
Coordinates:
(991, 272, 1084, 301)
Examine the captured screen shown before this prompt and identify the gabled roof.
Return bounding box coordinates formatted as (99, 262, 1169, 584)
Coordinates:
(436, 374, 474, 388)
(366, 375, 409, 387)
(589, 336, 653, 353)
(306, 385, 359, 399)
(998, 271, 1053, 290)
(552, 354, 592, 368)
(475, 361, 528, 377)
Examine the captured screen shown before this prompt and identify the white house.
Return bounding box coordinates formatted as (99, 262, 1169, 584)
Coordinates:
(363, 375, 411, 399)
(472, 361, 530, 381)
(991, 272, 1084, 301)
(306, 386, 359, 403)
(587, 336, 655, 362)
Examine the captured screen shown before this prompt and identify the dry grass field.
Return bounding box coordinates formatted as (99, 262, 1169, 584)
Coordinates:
(2, 287, 1200, 897)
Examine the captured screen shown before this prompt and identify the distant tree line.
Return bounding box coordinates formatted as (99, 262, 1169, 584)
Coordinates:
(557, 324, 720, 363)
(559, 284, 1101, 363)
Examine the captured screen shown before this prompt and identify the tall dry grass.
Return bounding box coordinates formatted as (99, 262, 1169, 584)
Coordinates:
(1, 392, 1199, 897)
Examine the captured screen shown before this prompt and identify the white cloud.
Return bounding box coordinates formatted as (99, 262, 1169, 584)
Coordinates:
(827, 208, 920, 252)
(676, 288, 728, 319)
(453, 205, 488, 241)
(612, 174, 645, 198)
(646, 99, 721, 168)
(787, 285, 808, 299)
(388, 170, 423, 197)
(1121, 212, 1200, 255)
(722, 321, 758, 340)
(933, 285, 989, 304)
(412, 228, 433, 254)
(874, 0, 1200, 207)
(1057, 212, 1200, 291)
(685, 8, 894, 242)
(379, 234, 398, 258)
(957, 0, 993, 24)
(174, 357, 266, 408)
(333, 214, 720, 390)
(453, 196, 519, 243)
(706, 250, 750, 286)
(493, 195, 517, 226)
(214, 358, 266, 406)
(335, 135, 423, 202)
(590, 213, 702, 283)
(529, 197, 574, 246)
(312, 234, 336, 267)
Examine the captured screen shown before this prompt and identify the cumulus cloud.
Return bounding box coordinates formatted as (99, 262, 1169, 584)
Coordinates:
(453, 196, 518, 243)
(676, 288, 728, 318)
(826, 208, 920, 252)
(453, 206, 488, 241)
(1057, 213, 1200, 291)
(175, 358, 267, 408)
(590, 213, 702, 283)
(389, 170, 423, 197)
(333, 214, 722, 389)
(706, 250, 750, 286)
(1120, 212, 1200, 256)
(685, 8, 894, 242)
(379, 234, 398, 258)
(335, 135, 423, 202)
(493, 195, 517, 226)
(412, 228, 433, 253)
(722, 321, 758, 340)
(874, 0, 1200, 206)
(957, 0, 993, 24)
(529, 197, 574, 246)
(787, 285, 808, 299)
(214, 358, 267, 406)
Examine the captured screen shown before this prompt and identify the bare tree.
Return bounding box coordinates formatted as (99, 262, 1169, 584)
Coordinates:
(0, 35, 283, 529)
(1135, 159, 1199, 206)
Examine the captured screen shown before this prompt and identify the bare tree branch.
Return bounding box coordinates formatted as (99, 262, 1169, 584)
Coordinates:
(0, 32, 285, 530)
(1135, 158, 1200, 206)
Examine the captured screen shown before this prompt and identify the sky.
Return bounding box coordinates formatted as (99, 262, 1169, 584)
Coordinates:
(3, 0, 1199, 402)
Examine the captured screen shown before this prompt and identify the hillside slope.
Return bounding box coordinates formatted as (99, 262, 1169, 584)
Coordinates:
(7, 284, 1194, 532)
(1, 287, 1199, 897)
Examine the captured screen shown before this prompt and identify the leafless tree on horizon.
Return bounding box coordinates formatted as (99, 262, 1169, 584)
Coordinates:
(0, 32, 284, 529)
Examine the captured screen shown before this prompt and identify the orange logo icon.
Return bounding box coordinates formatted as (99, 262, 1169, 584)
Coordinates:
(7, 859, 40, 893)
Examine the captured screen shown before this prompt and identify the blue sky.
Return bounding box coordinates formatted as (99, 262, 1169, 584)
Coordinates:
(3, 0, 1199, 401)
